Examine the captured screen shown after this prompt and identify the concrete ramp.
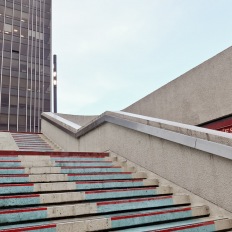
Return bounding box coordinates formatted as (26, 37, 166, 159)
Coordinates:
(0, 150, 231, 231)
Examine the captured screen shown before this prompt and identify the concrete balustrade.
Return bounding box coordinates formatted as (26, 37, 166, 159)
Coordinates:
(41, 111, 232, 214)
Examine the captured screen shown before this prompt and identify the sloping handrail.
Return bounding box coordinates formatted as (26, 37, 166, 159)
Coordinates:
(42, 111, 232, 161)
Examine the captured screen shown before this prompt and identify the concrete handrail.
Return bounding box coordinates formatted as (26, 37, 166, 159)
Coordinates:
(42, 111, 232, 161)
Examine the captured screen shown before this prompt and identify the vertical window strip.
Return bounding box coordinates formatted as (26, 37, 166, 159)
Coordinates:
(33, 0, 38, 132)
(26, 0, 32, 132)
(42, 0, 45, 114)
(16, 0, 23, 132)
(0, 0, 7, 116)
(29, 0, 35, 132)
(7, 0, 15, 131)
(37, 0, 42, 132)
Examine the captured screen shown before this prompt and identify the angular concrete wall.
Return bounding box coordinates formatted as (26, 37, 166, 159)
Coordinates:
(41, 112, 232, 213)
(0, 132, 18, 150)
(124, 46, 232, 125)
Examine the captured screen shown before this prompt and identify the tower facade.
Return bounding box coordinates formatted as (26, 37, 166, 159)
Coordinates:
(0, 0, 51, 132)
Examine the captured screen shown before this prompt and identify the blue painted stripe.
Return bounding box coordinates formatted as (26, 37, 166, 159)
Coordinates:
(0, 186, 34, 195)
(0, 169, 25, 174)
(0, 157, 19, 161)
(56, 162, 113, 167)
(76, 181, 143, 190)
(86, 189, 157, 200)
(0, 162, 21, 167)
(68, 174, 132, 181)
(115, 219, 216, 231)
(0, 197, 40, 207)
(61, 168, 122, 174)
(0, 221, 54, 231)
(51, 157, 105, 161)
(111, 209, 193, 228)
(97, 198, 174, 213)
(0, 228, 55, 232)
(0, 210, 47, 224)
(0, 177, 29, 183)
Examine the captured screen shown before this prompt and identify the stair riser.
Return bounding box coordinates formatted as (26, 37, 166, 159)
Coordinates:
(0, 162, 114, 167)
(0, 207, 209, 231)
(0, 180, 156, 195)
(0, 188, 167, 207)
(116, 222, 216, 232)
(0, 196, 188, 224)
(0, 173, 135, 183)
(0, 167, 123, 174)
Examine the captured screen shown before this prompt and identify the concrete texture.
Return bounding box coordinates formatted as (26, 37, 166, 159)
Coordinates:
(124, 46, 232, 125)
(41, 112, 232, 214)
(57, 113, 98, 126)
(0, 132, 18, 150)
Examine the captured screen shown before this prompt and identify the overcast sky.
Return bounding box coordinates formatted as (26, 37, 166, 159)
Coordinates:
(53, 0, 232, 115)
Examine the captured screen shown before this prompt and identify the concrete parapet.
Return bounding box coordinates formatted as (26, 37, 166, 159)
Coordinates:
(41, 111, 232, 214)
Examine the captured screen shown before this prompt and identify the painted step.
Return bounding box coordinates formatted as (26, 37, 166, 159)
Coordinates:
(0, 166, 135, 174)
(114, 218, 232, 232)
(0, 160, 120, 167)
(0, 206, 210, 231)
(0, 172, 147, 183)
(0, 186, 172, 207)
(0, 156, 115, 162)
(0, 151, 109, 158)
(0, 153, 111, 164)
(0, 179, 158, 195)
(0, 195, 190, 224)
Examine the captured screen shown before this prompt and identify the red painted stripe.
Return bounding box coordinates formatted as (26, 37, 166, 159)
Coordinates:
(76, 179, 142, 184)
(0, 183, 34, 187)
(0, 207, 47, 214)
(0, 150, 109, 157)
(97, 196, 172, 206)
(152, 221, 215, 232)
(86, 187, 157, 194)
(0, 174, 29, 177)
(111, 207, 192, 220)
(0, 224, 56, 231)
(0, 194, 39, 199)
(68, 172, 131, 176)
(61, 166, 121, 169)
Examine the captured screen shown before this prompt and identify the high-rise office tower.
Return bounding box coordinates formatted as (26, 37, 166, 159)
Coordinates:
(0, 0, 51, 132)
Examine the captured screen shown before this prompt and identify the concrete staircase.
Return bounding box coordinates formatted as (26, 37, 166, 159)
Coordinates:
(0, 151, 231, 231)
(11, 133, 54, 151)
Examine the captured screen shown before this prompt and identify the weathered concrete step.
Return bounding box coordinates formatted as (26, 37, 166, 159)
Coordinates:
(0, 151, 109, 158)
(0, 166, 135, 174)
(0, 156, 115, 162)
(0, 195, 190, 224)
(0, 160, 120, 167)
(0, 186, 172, 207)
(0, 172, 147, 183)
(115, 218, 232, 232)
(0, 179, 158, 195)
(0, 206, 210, 231)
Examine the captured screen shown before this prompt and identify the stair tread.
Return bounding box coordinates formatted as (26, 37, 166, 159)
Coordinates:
(0, 206, 210, 231)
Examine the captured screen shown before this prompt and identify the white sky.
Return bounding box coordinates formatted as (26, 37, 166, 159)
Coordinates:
(53, 0, 232, 115)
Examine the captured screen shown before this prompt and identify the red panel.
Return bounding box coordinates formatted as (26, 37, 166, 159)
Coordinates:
(201, 116, 232, 133)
